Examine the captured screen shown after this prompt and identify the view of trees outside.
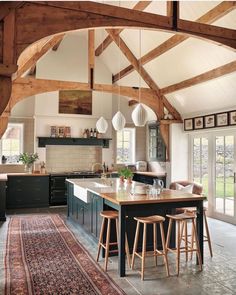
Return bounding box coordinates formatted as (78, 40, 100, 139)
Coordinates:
(193, 137, 209, 196)
(1, 124, 22, 163)
(215, 135, 234, 216)
(116, 129, 134, 164)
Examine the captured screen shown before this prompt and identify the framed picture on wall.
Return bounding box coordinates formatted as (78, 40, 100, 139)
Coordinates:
(204, 115, 215, 128)
(216, 112, 228, 127)
(184, 119, 193, 131)
(58, 126, 65, 137)
(50, 126, 58, 137)
(229, 111, 236, 125)
(194, 117, 203, 129)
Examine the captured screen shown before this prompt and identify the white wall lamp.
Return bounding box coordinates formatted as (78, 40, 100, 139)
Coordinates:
(112, 33, 126, 131)
(131, 29, 147, 127)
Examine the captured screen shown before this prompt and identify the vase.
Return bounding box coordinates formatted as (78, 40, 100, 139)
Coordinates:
(126, 177, 133, 184)
(24, 164, 33, 173)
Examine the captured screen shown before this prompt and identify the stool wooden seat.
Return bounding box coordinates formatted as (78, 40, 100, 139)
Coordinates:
(96, 210, 130, 271)
(166, 213, 202, 276)
(131, 215, 169, 280)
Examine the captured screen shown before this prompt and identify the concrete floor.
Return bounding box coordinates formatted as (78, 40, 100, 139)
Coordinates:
(0, 207, 236, 295)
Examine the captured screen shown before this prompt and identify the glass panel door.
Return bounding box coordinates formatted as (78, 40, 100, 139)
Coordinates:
(213, 134, 236, 223)
(193, 137, 209, 197)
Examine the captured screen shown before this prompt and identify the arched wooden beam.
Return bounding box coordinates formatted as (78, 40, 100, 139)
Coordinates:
(0, 76, 12, 115)
(0, 116, 9, 138)
(12, 1, 236, 62)
(10, 77, 159, 113)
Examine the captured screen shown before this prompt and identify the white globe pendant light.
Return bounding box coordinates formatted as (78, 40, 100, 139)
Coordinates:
(96, 116, 108, 133)
(112, 111, 126, 131)
(131, 103, 147, 127)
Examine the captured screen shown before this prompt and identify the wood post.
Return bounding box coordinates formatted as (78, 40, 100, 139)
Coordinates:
(0, 116, 9, 138)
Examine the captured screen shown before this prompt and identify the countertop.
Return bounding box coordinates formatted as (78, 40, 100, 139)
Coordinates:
(67, 178, 205, 205)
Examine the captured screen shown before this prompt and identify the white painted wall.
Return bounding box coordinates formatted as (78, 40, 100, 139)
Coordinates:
(34, 32, 114, 168)
(167, 123, 189, 187)
(11, 96, 35, 117)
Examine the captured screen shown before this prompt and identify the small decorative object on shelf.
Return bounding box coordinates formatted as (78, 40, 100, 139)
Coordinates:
(19, 152, 39, 173)
(58, 126, 65, 137)
(50, 126, 58, 137)
(64, 126, 71, 138)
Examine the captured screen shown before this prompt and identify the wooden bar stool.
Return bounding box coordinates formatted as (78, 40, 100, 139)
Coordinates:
(166, 213, 202, 276)
(96, 210, 131, 271)
(184, 207, 213, 258)
(131, 215, 170, 280)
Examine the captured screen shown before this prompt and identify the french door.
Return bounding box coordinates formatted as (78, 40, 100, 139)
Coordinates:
(191, 131, 236, 224)
(212, 132, 236, 224)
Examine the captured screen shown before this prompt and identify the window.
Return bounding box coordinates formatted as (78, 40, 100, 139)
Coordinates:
(1, 123, 23, 163)
(116, 128, 135, 164)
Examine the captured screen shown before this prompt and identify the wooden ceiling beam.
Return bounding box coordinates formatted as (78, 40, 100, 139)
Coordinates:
(128, 100, 138, 106)
(113, 1, 236, 83)
(10, 77, 157, 110)
(0, 2, 24, 21)
(88, 30, 95, 89)
(107, 29, 181, 120)
(52, 36, 65, 51)
(95, 1, 152, 56)
(161, 60, 236, 95)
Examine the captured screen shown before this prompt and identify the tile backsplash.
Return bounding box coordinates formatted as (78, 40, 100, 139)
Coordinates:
(46, 145, 102, 172)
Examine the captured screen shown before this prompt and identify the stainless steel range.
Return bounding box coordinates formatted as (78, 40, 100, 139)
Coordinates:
(49, 171, 100, 206)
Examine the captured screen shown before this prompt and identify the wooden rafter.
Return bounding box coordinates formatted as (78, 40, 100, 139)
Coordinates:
(52, 35, 65, 51)
(88, 30, 95, 89)
(107, 29, 181, 120)
(113, 1, 236, 83)
(161, 60, 236, 95)
(95, 1, 152, 56)
(0, 2, 23, 21)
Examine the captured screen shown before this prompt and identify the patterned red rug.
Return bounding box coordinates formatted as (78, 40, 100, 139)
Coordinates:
(4, 214, 126, 295)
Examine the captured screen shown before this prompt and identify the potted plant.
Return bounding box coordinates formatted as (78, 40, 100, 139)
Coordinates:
(19, 152, 39, 173)
(118, 167, 133, 183)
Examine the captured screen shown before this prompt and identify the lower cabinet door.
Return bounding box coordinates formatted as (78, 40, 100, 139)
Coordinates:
(91, 194, 103, 239)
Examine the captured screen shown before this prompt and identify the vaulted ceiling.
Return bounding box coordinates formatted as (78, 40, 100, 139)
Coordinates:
(0, 0, 236, 128)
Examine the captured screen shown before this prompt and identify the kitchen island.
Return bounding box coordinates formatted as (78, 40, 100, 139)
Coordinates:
(66, 178, 205, 277)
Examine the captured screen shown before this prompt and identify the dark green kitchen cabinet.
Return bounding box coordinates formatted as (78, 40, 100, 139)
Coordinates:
(6, 175, 49, 209)
(149, 123, 166, 161)
(67, 182, 103, 241)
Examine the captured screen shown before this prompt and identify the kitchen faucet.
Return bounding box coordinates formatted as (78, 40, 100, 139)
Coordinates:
(91, 162, 104, 173)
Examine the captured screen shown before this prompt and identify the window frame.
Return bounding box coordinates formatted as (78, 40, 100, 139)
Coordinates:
(1, 123, 24, 164)
(116, 127, 135, 164)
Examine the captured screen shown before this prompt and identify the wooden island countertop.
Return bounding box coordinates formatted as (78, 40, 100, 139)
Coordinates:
(67, 178, 205, 205)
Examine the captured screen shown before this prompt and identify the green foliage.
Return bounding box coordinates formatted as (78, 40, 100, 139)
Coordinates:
(118, 167, 133, 179)
(19, 152, 39, 165)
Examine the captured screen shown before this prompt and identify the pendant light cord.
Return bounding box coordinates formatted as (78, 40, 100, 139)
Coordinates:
(139, 29, 141, 104)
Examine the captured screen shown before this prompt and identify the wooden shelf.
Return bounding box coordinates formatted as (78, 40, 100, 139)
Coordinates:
(37, 137, 111, 148)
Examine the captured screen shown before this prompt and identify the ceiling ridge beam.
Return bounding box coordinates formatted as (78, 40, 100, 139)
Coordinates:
(95, 1, 152, 57)
(161, 60, 236, 95)
(113, 1, 236, 83)
(107, 29, 181, 120)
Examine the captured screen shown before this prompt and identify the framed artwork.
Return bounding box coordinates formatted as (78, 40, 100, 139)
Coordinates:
(64, 126, 71, 137)
(229, 111, 236, 125)
(194, 117, 203, 129)
(216, 112, 228, 127)
(184, 119, 193, 131)
(50, 126, 58, 137)
(59, 90, 92, 115)
(58, 126, 65, 137)
(204, 115, 215, 128)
